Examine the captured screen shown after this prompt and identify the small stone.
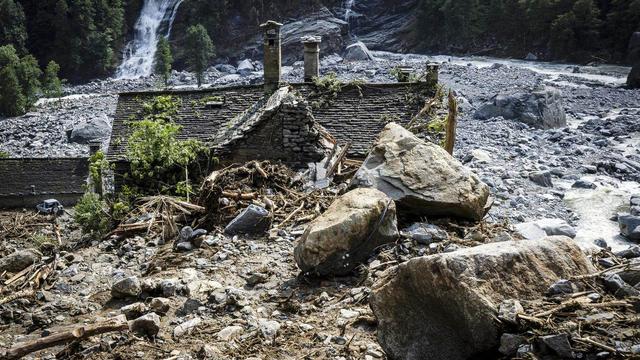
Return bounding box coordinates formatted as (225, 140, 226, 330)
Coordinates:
(499, 333, 526, 356)
(339, 309, 360, 319)
(258, 319, 280, 341)
(541, 333, 573, 358)
(529, 171, 553, 187)
(598, 257, 616, 268)
(173, 317, 202, 338)
(217, 325, 244, 341)
(547, 279, 576, 296)
(129, 313, 161, 337)
(498, 299, 524, 325)
(618, 214, 640, 241)
(149, 297, 171, 315)
(224, 205, 272, 235)
(178, 298, 203, 316)
(120, 302, 148, 320)
(603, 273, 640, 298)
(594, 238, 609, 249)
(111, 276, 142, 298)
(572, 179, 597, 189)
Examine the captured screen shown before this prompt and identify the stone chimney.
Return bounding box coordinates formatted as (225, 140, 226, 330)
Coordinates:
(88, 141, 101, 156)
(302, 36, 321, 82)
(261, 20, 283, 93)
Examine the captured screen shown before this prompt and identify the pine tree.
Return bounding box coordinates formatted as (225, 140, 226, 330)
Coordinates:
(43, 60, 63, 98)
(155, 37, 173, 86)
(0, 0, 28, 54)
(185, 24, 214, 87)
(17, 54, 42, 105)
(0, 66, 26, 117)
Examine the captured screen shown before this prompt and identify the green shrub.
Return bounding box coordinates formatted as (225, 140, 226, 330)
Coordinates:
(74, 193, 110, 236)
(126, 96, 210, 195)
(0, 150, 9, 158)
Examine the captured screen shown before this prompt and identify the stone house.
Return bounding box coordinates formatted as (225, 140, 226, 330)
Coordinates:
(107, 21, 437, 188)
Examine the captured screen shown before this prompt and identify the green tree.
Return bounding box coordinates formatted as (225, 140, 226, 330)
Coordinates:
(155, 37, 173, 86)
(0, 66, 26, 116)
(185, 24, 214, 87)
(43, 60, 63, 98)
(0, 0, 28, 53)
(17, 54, 42, 105)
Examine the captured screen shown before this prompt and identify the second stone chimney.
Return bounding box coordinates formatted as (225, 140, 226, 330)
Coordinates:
(302, 36, 321, 82)
(261, 20, 283, 93)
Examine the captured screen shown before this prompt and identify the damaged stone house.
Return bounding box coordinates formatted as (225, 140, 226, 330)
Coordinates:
(108, 21, 438, 189)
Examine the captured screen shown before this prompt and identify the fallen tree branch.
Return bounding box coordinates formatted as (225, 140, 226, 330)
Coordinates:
(0, 289, 35, 306)
(2, 316, 129, 360)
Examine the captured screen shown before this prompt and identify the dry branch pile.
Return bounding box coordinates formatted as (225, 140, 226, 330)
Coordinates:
(198, 160, 339, 228)
(110, 196, 205, 240)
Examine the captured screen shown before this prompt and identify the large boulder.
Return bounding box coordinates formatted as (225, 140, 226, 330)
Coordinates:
(474, 88, 566, 129)
(294, 188, 398, 276)
(69, 114, 111, 144)
(279, 7, 347, 64)
(344, 41, 374, 61)
(351, 123, 491, 221)
(370, 237, 595, 360)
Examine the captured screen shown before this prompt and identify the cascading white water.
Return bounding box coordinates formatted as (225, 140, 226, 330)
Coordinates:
(116, 0, 183, 79)
(344, 0, 355, 21)
(343, 0, 356, 36)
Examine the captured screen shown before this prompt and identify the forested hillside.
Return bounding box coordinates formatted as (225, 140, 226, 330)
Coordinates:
(414, 0, 640, 62)
(0, 0, 638, 83)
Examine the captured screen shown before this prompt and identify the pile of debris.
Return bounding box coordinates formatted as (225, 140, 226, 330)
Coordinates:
(503, 249, 640, 358)
(198, 160, 342, 232)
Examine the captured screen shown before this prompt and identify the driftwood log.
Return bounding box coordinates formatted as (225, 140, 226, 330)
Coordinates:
(1, 316, 129, 360)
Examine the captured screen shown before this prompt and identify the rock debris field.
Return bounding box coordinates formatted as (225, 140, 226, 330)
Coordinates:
(0, 53, 639, 359)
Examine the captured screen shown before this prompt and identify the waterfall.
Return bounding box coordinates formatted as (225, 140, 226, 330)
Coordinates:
(116, 0, 184, 79)
(343, 0, 356, 36)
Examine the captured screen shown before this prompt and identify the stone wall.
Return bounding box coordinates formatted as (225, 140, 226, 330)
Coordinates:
(221, 90, 326, 165)
(0, 158, 89, 209)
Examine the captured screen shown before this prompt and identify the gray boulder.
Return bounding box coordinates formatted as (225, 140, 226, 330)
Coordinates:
(370, 237, 594, 360)
(69, 115, 110, 144)
(351, 123, 491, 221)
(516, 218, 577, 240)
(344, 41, 374, 61)
(618, 213, 640, 241)
(236, 59, 255, 76)
(0, 249, 39, 272)
(129, 312, 161, 337)
(529, 171, 553, 187)
(214, 64, 236, 74)
(112, 276, 142, 299)
(294, 188, 398, 276)
(224, 205, 272, 235)
(279, 7, 347, 64)
(474, 88, 566, 129)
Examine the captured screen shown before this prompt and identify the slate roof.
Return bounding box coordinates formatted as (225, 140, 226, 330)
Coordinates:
(107, 82, 431, 161)
(0, 158, 88, 198)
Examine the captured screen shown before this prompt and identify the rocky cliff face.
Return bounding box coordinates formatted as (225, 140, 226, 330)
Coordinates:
(168, 0, 418, 65)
